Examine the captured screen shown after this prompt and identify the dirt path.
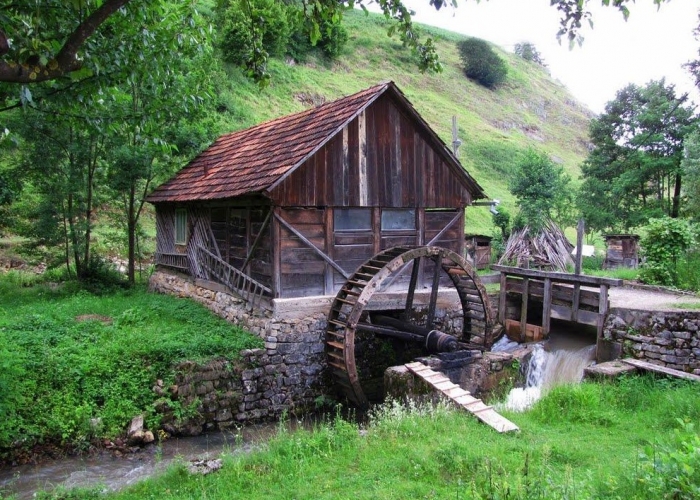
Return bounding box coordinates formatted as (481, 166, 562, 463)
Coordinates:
(609, 286, 700, 311)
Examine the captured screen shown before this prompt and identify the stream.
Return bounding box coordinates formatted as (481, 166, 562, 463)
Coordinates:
(0, 421, 291, 499)
(1, 329, 598, 499)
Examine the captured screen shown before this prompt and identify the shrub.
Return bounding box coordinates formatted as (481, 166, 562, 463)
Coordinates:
(457, 38, 508, 89)
(638, 217, 695, 287)
(218, 0, 291, 67)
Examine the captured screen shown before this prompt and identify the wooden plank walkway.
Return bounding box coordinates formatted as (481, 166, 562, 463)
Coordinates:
(622, 358, 700, 382)
(405, 362, 519, 433)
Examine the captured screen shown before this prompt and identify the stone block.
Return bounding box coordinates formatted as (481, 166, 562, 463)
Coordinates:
(243, 379, 257, 395)
(215, 408, 232, 422)
(284, 353, 305, 364)
(673, 331, 692, 340)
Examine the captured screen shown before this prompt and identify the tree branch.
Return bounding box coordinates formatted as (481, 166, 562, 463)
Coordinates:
(0, 0, 132, 83)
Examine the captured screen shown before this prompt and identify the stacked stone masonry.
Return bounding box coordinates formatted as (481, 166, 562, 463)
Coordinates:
(604, 308, 700, 375)
(149, 270, 328, 433)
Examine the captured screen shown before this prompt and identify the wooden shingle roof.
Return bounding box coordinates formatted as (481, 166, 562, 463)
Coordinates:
(147, 81, 485, 203)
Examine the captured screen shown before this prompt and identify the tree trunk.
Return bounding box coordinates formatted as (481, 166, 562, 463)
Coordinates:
(127, 183, 136, 284)
(671, 172, 682, 218)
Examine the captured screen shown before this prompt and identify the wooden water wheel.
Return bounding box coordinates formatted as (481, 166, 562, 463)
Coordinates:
(325, 245, 494, 407)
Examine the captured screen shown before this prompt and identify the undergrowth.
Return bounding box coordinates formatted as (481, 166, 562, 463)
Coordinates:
(0, 277, 262, 459)
(62, 375, 699, 500)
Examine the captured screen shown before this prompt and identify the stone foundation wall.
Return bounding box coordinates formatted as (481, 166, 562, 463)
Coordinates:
(148, 268, 499, 434)
(603, 308, 700, 375)
(149, 270, 328, 432)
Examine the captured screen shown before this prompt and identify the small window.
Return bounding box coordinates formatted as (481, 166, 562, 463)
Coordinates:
(381, 209, 416, 231)
(175, 209, 188, 245)
(334, 208, 371, 232)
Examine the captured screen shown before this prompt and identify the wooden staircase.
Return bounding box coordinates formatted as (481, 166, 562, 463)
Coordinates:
(405, 361, 519, 433)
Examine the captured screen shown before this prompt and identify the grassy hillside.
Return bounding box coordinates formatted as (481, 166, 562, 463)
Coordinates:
(212, 9, 593, 234)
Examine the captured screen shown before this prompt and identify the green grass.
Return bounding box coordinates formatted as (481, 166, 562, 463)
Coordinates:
(0, 277, 262, 459)
(48, 375, 700, 500)
(209, 9, 592, 236)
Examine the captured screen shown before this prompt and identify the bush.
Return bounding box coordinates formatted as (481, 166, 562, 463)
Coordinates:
(218, 0, 291, 67)
(457, 38, 508, 89)
(638, 217, 695, 287)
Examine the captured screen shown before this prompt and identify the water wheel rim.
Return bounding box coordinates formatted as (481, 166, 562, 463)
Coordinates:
(326, 245, 493, 408)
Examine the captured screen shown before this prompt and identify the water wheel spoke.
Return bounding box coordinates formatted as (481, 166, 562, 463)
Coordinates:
(426, 255, 441, 330)
(326, 245, 493, 408)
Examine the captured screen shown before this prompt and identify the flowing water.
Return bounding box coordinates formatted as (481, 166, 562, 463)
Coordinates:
(499, 330, 597, 412)
(0, 421, 293, 499)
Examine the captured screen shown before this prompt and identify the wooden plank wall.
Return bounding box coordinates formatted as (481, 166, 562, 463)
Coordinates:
(270, 94, 472, 209)
(209, 205, 273, 290)
(278, 208, 326, 297)
(155, 207, 176, 254)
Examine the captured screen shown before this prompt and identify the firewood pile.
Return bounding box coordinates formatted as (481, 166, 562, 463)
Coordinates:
(498, 221, 574, 272)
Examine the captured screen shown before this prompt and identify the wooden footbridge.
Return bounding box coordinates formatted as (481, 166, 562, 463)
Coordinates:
(492, 265, 623, 342)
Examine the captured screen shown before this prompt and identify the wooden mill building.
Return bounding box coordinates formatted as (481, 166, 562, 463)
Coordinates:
(147, 81, 487, 307)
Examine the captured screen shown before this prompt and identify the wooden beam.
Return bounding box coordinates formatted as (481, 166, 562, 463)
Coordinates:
(492, 265, 622, 287)
(542, 277, 552, 337)
(520, 277, 529, 338)
(498, 272, 507, 325)
(272, 207, 282, 298)
(274, 213, 350, 280)
(622, 358, 700, 382)
(426, 256, 441, 329)
(324, 208, 334, 295)
(241, 208, 272, 271)
(426, 210, 463, 246)
(403, 257, 421, 321)
(597, 283, 609, 340)
(575, 218, 584, 275)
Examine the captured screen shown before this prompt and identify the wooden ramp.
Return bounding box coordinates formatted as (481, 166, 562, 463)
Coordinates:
(405, 362, 519, 433)
(622, 358, 700, 382)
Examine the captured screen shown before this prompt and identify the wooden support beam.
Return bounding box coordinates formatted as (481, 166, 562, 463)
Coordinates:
(597, 283, 609, 341)
(542, 277, 552, 336)
(492, 265, 622, 287)
(498, 272, 507, 325)
(403, 257, 421, 321)
(520, 277, 529, 338)
(426, 256, 441, 329)
(274, 213, 350, 280)
(572, 283, 581, 322)
(241, 208, 271, 272)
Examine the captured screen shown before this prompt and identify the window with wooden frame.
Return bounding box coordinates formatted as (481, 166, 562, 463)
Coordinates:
(334, 208, 372, 232)
(175, 209, 188, 245)
(381, 209, 416, 231)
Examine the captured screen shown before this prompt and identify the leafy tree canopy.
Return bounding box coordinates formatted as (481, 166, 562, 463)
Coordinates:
(514, 42, 546, 67)
(578, 79, 696, 234)
(510, 148, 572, 231)
(0, 0, 670, 85)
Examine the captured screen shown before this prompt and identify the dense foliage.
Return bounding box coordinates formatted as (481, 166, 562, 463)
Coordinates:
(509, 149, 572, 231)
(457, 38, 508, 89)
(578, 79, 696, 233)
(0, 278, 262, 459)
(638, 217, 696, 286)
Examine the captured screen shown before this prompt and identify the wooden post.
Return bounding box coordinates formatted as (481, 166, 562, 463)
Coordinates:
(498, 272, 507, 325)
(597, 284, 609, 339)
(542, 277, 552, 336)
(272, 207, 282, 298)
(575, 218, 584, 275)
(324, 208, 334, 295)
(573, 219, 585, 322)
(520, 277, 529, 339)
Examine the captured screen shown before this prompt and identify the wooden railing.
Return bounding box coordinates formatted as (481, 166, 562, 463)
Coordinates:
(155, 252, 190, 271)
(197, 246, 272, 310)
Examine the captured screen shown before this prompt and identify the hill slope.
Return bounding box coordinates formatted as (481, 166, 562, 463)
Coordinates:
(213, 10, 593, 234)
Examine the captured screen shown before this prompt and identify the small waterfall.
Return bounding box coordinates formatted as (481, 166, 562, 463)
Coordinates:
(501, 343, 596, 412)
